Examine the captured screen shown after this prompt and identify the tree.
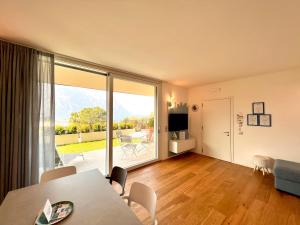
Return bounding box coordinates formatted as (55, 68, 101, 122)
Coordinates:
(69, 107, 106, 132)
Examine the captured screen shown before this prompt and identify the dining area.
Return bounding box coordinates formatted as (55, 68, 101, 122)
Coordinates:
(0, 40, 159, 225)
(0, 166, 158, 225)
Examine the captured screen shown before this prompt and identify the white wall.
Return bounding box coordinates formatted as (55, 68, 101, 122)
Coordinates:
(159, 82, 188, 160)
(188, 68, 300, 167)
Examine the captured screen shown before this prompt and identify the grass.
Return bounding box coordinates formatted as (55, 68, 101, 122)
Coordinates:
(56, 138, 141, 154)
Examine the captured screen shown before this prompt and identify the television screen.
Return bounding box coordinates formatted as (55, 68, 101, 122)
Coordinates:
(168, 113, 188, 131)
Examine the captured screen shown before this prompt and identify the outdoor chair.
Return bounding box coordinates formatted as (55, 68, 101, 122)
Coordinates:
(106, 166, 128, 196)
(116, 130, 123, 138)
(139, 129, 154, 152)
(119, 135, 138, 158)
(123, 182, 158, 225)
(55, 147, 64, 167)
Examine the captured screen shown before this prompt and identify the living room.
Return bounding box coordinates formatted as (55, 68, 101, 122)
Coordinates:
(1, 1, 300, 225)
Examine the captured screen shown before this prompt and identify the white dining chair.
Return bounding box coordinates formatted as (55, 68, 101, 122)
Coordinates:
(123, 182, 158, 225)
(40, 166, 77, 183)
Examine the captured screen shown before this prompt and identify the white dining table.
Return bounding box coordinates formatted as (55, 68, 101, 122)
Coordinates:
(0, 169, 142, 225)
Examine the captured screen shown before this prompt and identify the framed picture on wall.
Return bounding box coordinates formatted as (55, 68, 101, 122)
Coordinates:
(252, 102, 265, 114)
(259, 114, 272, 127)
(247, 114, 259, 126)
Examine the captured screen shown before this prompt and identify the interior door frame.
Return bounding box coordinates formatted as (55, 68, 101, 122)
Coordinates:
(201, 97, 234, 162)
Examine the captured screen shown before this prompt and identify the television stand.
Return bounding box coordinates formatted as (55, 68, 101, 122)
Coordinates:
(169, 138, 196, 154)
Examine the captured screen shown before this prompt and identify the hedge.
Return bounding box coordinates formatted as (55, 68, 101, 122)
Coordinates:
(55, 118, 154, 135)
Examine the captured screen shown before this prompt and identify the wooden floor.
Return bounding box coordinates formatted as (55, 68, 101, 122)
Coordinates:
(123, 152, 300, 225)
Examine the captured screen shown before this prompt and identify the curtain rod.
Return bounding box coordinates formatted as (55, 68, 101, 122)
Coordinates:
(0, 37, 162, 84)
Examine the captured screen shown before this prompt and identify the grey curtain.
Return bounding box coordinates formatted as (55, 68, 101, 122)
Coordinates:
(0, 40, 55, 203)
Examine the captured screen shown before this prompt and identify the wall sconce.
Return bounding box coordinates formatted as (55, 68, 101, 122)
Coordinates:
(167, 95, 175, 108)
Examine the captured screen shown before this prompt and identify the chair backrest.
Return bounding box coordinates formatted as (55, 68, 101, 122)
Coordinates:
(116, 130, 123, 138)
(128, 182, 157, 224)
(144, 130, 154, 143)
(40, 166, 76, 183)
(109, 166, 128, 190)
(120, 135, 132, 143)
(148, 130, 154, 142)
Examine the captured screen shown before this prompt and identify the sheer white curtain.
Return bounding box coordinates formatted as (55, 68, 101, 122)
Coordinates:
(36, 53, 55, 182)
(0, 41, 55, 202)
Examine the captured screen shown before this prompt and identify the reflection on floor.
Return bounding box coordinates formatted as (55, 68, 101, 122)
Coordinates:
(58, 143, 156, 174)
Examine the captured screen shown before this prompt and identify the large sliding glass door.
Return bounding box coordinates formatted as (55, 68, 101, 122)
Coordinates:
(54, 65, 108, 174)
(54, 61, 158, 174)
(112, 78, 157, 169)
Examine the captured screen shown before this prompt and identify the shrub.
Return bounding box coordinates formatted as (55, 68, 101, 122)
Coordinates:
(55, 125, 65, 135)
(79, 124, 90, 133)
(126, 122, 134, 129)
(101, 124, 107, 131)
(67, 124, 77, 134)
(119, 122, 127, 129)
(93, 123, 101, 132)
(93, 122, 107, 132)
(148, 117, 154, 128)
(113, 122, 119, 130)
(118, 121, 134, 129)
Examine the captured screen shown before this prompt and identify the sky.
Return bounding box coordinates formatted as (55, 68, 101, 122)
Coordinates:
(55, 85, 154, 125)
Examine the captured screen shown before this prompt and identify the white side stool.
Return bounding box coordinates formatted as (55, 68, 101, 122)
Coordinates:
(253, 155, 272, 175)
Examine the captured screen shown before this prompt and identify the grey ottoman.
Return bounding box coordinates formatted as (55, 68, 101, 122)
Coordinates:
(273, 159, 300, 196)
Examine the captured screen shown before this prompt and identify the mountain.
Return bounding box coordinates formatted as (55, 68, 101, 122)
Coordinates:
(55, 85, 153, 125)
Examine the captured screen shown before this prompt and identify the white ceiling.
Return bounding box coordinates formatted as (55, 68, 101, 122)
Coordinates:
(1, 0, 300, 87)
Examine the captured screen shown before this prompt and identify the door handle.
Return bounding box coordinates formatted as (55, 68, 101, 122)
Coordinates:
(224, 131, 230, 136)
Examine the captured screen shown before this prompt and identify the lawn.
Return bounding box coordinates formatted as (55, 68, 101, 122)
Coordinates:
(56, 138, 140, 154)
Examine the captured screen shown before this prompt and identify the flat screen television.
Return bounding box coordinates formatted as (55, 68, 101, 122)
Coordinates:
(168, 113, 188, 131)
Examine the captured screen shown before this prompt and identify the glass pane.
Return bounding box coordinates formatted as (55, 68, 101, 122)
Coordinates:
(113, 78, 157, 168)
(54, 65, 107, 174)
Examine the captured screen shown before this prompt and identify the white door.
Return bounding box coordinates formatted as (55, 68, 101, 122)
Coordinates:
(202, 99, 231, 162)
